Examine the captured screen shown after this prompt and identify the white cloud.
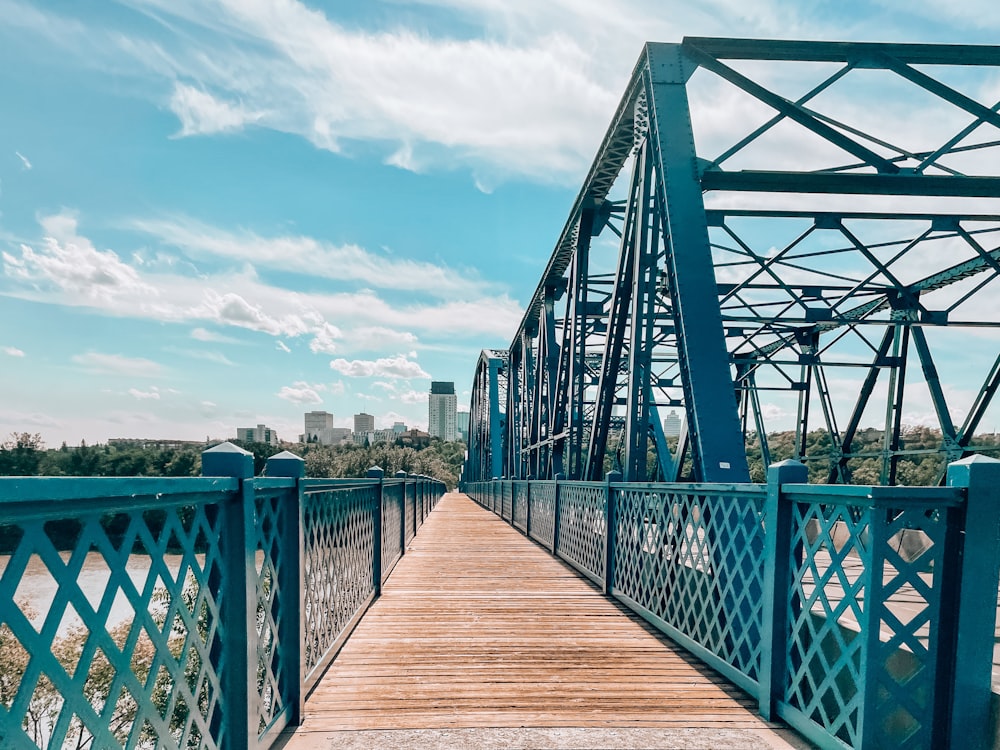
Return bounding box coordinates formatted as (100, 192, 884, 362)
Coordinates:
(276, 340, 291, 353)
(400, 389, 429, 404)
(169, 82, 262, 136)
(128, 387, 161, 400)
(277, 380, 324, 404)
(3, 213, 522, 345)
(15, 150, 31, 170)
(2, 346, 25, 357)
(165, 347, 236, 366)
(72, 352, 164, 377)
(309, 321, 341, 354)
(3, 212, 155, 302)
(191, 326, 240, 343)
(329, 353, 430, 379)
(342, 326, 419, 351)
(130, 217, 495, 298)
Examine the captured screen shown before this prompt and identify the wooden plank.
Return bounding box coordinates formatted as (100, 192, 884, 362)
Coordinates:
(291, 493, 788, 733)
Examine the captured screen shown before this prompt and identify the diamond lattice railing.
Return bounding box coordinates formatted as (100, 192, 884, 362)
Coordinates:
(528, 483, 555, 548)
(512, 482, 529, 532)
(404, 484, 417, 546)
(784, 501, 870, 747)
(301, 486, 376, 691)
(0, 484, 231, 749)
(555, 483, 607, 582)
(781, 496, 953, 750)
(501, 483, 513, 522)
(250, 483, 296, 738)
(613, 486, 767, 682)
(381, 484, 404, 575)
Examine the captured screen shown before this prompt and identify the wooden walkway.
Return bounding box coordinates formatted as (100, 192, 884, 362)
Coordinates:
(283, 493, 805, 746)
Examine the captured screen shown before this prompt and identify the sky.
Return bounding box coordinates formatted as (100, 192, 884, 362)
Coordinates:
(1, 0, 999, 447)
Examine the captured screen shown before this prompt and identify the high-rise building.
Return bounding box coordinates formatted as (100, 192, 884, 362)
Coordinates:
(354, 412, 375, 434)
(236, 423, 279, 446)
(392, 421, 407, 434)
(663, 409, 682, 438)
(304, 410, 336, 444)
(428, 381, 457, 441)
(456, 410, 470, 444)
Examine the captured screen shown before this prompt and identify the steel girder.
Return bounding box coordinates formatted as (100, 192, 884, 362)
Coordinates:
(465, 37, 1000, 485)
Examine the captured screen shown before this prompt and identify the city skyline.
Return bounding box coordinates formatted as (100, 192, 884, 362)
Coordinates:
(2, 2, 997, 447)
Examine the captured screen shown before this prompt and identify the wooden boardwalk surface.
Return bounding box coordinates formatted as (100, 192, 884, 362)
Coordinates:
(283, 493, 801, 744)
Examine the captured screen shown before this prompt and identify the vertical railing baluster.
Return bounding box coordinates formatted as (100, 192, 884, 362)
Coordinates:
(552, 474, 563, 555)
(368, 467, 385, 589)
(759, 460, 806, 720)
(202, 442, 256, 750)
(396, 471, 408, 555)
(263, 451, 306, 727)
(603, 471, 622, 595)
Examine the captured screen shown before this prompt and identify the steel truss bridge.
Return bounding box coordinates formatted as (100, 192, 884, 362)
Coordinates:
(466, 37, 1000, 486)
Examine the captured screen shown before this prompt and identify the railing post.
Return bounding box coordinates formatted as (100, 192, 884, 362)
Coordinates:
(603, 470, 622, 595)
(263, 450, 305, 725)
(367, 466, 385, 594)
(395, 470, 408, 553)
(759, 459, 806, 721)
(552, 473, 563, 555)
(202, 442, 256, 750)
(525, 476, 532, 537)
(945, 455, 1000, 749)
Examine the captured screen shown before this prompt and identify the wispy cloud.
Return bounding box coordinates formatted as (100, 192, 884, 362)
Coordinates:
(191, 326, 240, 344)
(169, 82, 262, 136)
(2, 346, 25, 357)
(165, 347, 236, 366)
(128, 386, 161, 400)
(14, 150, 31, 170)
(129, 216, 495, 298)
(330, 353, 430, 379)
(72, 351, 164, 377)
(2, 213, 522, 343)
(275, 340, 290, 353)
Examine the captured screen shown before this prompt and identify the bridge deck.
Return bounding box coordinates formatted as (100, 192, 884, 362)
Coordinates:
(282, 493, 805, 747)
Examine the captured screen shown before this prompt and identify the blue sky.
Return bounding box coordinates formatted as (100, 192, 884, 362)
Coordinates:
(1, 0, 997, 446)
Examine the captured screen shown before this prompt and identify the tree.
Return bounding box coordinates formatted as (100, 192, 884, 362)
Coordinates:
(0, 432, 44, 475)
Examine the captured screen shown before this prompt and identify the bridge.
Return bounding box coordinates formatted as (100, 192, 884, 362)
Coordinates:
(4, 36, 1000, 750)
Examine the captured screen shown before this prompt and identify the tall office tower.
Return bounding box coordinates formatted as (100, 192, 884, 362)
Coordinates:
(663, 409, 682, 438)
(428, 381, 457, 441)
(304, 410, 335, 444)
(456, 410, 470, 444)
(354, 412, 375, 434)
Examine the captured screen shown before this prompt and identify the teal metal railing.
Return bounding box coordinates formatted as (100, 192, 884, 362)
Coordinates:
(464, 456, 1000, 750)
(0, 445, 445, 749)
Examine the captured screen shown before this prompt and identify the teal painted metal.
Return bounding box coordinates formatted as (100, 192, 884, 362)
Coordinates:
(464, 463, 989, 750)
(0, 466, 446, 748)
(465, 38, 1000, 488)
(945, 456, 1000, 749)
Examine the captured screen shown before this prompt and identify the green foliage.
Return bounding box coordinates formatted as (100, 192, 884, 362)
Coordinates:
(1, 438, 205, 478)
(745, 425, 1000, 484)
(304, 438, 465, 488)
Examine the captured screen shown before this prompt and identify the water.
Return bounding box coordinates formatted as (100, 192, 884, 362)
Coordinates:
(2, 551, 205, 637)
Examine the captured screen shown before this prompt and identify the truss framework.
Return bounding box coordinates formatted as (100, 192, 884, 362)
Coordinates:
(466, 38, 1000, 484)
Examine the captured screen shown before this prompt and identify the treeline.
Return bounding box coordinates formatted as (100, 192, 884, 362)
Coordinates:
(0, 433, 467, 489)
(743, 425, 1000, 484)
